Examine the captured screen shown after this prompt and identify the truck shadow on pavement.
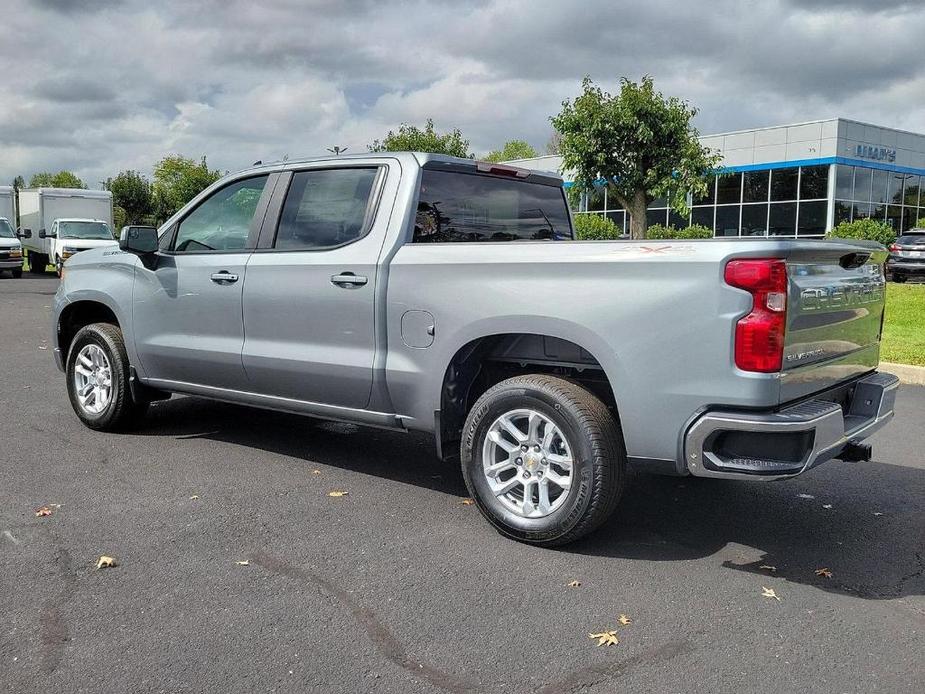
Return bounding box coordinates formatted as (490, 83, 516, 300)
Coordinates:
(137, 396, 924, 601)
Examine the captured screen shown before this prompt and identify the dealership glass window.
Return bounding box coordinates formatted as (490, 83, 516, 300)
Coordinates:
(605, 210, 625, 231)
(646, 208, 668, 228)
(587, 185, 605, 212)
(770, 167, 799, 202)
(797, 201, 827, 236)
(740, 204, 768, 236)
(690, 206, 714, 230)
(853, 167, 873, 202)
(691, 176, 716, 205)
(888, 173, 906, 204)
(886, 205, 903, 231)
(799, 165, 829, 200)
(668, 209, 688, 229)
(768, 202, 797, 235)
(870, 169, 889, 204)
(742, 170, 769, 203)
(870, 203, 886, 222)
(905, 176, 921, 207)
(716, 173, 741, 205)
(835, 201, 852, 225)
(715, 205, 740, 236)
(835, 165, 854, 200)
(852, 202, 872, 220)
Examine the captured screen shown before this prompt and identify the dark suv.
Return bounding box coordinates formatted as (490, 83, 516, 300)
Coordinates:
(887, 229, 925, 282)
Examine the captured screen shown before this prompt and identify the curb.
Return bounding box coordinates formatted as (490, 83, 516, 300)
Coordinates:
(880, 362, 925, 386)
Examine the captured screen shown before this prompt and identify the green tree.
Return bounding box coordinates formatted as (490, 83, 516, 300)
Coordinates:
(483, 139, 538, 163)
(368, 119, 471, 157)
(552, 76, 721, 239)
(825, 218, 896, 246)
(12, 175, 25, 192)
(915, 217, 925, 229)
(151, 155, 221, 223)
(28, 170, 86, 188)
(106, 170, 153, 225)
(545, 131, 562, 155)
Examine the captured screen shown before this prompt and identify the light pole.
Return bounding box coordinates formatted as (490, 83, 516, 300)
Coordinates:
(327, 146, 348, 156)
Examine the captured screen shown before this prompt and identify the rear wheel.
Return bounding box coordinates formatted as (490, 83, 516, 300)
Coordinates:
(461, 374, 626, 547)
(892, 273, 907, 283)
(11, 268, 22, 279)
(66, 322, 149, 431)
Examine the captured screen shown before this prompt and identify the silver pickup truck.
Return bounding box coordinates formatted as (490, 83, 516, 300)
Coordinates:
(52, 152, 898, 545)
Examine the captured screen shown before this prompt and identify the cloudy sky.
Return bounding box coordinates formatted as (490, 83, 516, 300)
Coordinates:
(3, 0, 925, 186)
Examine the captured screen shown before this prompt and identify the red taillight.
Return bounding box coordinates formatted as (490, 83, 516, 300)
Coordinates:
(889, 244, 901, 252)
(724, 259, 788, 373)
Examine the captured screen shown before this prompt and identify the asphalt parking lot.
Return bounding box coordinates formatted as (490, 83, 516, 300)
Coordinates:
(1, 276, 923, 694)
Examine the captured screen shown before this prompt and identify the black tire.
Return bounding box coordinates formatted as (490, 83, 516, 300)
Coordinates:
(461, 374, 626, 547)
(30, 253, 46, 273)
(66, 322, 149, 431)
(11, 269, 22, 279)
(892, 273, 907, 283)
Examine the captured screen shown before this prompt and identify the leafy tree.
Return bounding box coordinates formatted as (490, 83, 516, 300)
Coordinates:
(826, 218, 896, 246)
(915, 217, 925, 229)
(28, 170, 86, 188)
(552, 76, 721, 239)
(151, 155, 221, 223)
(545, 131, 562, 156)
(573, 213, 622, 240)
(368, 119, 471, 158)
(106, 170, 153, 225)
(12, 175, 25, 192)
(483, 140, 538, 163)
(646, 223, 713, 239)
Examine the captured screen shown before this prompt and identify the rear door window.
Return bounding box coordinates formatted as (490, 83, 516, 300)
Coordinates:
(414, 169, 572, 242)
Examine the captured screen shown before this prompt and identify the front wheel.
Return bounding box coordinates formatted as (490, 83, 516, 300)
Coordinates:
(66, 323, 149, 431)
(29, 253, 46, 273)
(461, 375, 626, 547)
(11, 268, 22, 279)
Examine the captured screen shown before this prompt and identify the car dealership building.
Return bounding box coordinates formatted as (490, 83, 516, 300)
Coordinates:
(506, 118, 925, 238)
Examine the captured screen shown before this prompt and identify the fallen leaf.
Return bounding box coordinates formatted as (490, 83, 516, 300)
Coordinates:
(822, 504, 833, 509)
(873, 512, 884, 516)
(35, 506, 53, 517)
(588, 631, 619, 647)
(567, 580, 581, 588)
(797, 494, 815, 500)
(189, 495, 199, 500)
(759, 565, 777, 572)
(761, 586, 781, 601)
(814, 567, 833, 579)
(235, 560, 250, 566)
(96, 556, 117, 569)
(311, 469, 321, 475)
(461, 498, 475, 506)
(328, 490, 349, 497)
(618, 614, 632, 626)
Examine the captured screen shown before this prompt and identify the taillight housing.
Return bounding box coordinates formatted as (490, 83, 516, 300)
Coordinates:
(724, 259, 788, 373)
(889, 243, 901, 252)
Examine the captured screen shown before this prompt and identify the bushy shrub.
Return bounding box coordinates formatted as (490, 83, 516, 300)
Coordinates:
(646, 223, 714, 239)
(914, 217, 925, 229)
(573, 213, 622, 240)
(825, 218, 896, 246)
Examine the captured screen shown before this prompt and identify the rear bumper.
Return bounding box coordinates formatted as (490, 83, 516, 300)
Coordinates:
(887, 261, 925, 273)
(684, 371, 898, 480)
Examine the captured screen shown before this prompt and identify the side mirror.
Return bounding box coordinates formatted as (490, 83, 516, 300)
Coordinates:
(38, 228, 48, 239)
(18, 228, 31, 239)
(119, 225, 158, 254)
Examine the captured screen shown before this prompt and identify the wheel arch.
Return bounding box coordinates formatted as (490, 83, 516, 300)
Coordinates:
(57, 297, 122, 364)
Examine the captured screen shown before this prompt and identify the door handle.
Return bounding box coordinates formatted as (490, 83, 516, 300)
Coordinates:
(210, 271, 239, 284)
(330, 273, 368, 287)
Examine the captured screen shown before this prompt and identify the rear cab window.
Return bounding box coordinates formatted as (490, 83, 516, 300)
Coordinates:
(896, 234, 925, 246)
(413, 166, 573, 243)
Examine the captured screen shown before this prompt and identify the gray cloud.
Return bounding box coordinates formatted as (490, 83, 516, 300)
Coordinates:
(1, 0, 924, 186)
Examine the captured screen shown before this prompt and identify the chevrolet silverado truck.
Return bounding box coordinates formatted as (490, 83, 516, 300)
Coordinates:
(52, 153, 898, 546)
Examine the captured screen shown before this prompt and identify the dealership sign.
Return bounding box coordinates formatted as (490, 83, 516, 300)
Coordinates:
(854, 144, 896, 162)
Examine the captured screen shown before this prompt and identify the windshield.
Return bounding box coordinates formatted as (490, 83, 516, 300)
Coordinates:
(897, 235, 925, 245)
(58, 221, 113, 240)
(0, 219, 14, 239)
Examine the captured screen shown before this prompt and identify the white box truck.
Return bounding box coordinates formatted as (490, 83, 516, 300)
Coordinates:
(0, 185, 15, 224)
(18, 188, 116, 276)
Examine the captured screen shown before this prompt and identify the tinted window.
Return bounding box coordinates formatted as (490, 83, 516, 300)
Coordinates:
(886, 205, 903, 231)
(691, 206, 714, 230)
(834, 166, 854, 200)
(174, 176, 269, 252)
(742, 171, 769, 203)
(770, 168, 798, 201)
(668, 209, 688, 229)
(834, 201, 852, 225)
(646, 208, 668, 228)
(853, 168, 873, 202)
(797, 201, 827, 236)
(586, 185, 605, 212)
(904, 176, 921, 207)
(716, 173, 741, 205)
(897, 234, 925, 245)
(889, 173, 906, 204)
(414, 169, 571, 242)
(799, 165, 829, 200)
(605, 210, 625, 231)
(768, 202, 797, 235)
(275, 168, 378, 250)
(691, 176, 716, 205)
(715, 205, 739, 236)
(871, 169, 889, 204)
(741, 204, 768, 236)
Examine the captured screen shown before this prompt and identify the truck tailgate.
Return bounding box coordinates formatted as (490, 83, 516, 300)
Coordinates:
(780, 241, 888, 402)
